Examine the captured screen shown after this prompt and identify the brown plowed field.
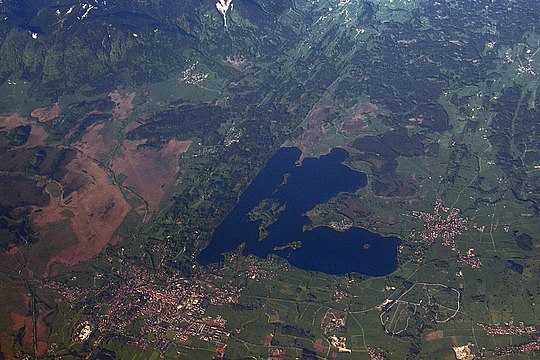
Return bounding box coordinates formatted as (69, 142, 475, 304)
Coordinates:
(111, 139, 191, 211)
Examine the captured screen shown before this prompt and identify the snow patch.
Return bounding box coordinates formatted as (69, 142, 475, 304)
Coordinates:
(216, 0, 233, 28)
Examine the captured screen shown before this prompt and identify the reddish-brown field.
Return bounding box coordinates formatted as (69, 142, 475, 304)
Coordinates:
(75, 91, 140, 159)
(362, 153, 389, 171)
(0, 334, 15, 360)
(31, 153, 131, 275)
(74, 123, 116, 160)
(295, 104, 336, 152)
(305, 208, 323, 223)
(24, 126, 47, 148)
(0, 113, 30, 130)
(263, 334, 273, 347)
(314, 339, 329, 354)
(0, 111, 136, 357)
(342, 198, 372, 218)
(373, 175, 418, 199)
(10, 309, 48, 356)
(111, 139, 191, 211)
(30, 103, 61, 122)
(109, 90, 136, 120)
(425, 330, 444, 341)
(0, 282, 26, 359)
(0, 113, 47, 148)
(341, 103, 378, 132)
(123, 119, 143, 134)
(0, 290, 48, 358)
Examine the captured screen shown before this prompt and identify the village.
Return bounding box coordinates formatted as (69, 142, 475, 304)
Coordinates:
(411, 200, 482, 268)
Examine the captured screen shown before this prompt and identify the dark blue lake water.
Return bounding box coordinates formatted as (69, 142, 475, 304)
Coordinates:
(197, 147, 400, 276)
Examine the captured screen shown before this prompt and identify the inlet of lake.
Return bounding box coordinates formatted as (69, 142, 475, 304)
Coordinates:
(197, 147, 401, 276)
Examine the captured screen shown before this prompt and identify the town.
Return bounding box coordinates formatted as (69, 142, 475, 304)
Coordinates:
(45, 260, 270, 357)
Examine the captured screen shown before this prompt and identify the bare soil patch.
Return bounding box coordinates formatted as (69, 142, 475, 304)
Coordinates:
(10, 312, 32, 350)
(111, 139, 191, 211)
(109, 90, 136, 120)
(31, 153, 131, 275)
(30, 103, 61, 123)
(5, 247, 19, 257)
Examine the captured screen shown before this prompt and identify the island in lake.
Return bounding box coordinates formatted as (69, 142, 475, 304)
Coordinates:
(198, 147, 401, 276)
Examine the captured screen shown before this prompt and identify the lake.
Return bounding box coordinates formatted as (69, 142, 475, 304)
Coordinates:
(197, 147, 400, 276)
